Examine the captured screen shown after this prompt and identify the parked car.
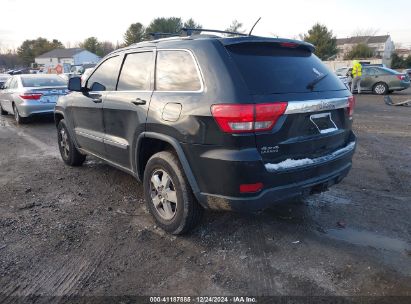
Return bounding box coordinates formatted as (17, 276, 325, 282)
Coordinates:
(359, 66, 410, 94)
(54, 31, 356, 234)
(335, 67, 350, 77)
(0, 74, 11, 88)
(70, 63, 97, 75)
(338, 75, 350, 89)
(0, 74, 68, 123)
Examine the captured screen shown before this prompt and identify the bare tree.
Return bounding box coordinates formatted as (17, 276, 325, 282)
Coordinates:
(352, 28, 379, 37)
(394, 42, 403, 49)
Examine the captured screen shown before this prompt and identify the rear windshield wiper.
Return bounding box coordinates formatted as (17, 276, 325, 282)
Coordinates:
(306, 73, 328, 90)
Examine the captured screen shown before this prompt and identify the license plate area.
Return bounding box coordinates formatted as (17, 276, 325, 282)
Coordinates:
(310, 112, 337, 134)
(40, 95, 58, 103)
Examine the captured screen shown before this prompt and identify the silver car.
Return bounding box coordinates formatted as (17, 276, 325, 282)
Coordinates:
(0, 74, 68, 123)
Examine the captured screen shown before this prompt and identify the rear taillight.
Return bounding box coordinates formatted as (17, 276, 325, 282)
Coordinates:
(348, 95, 355, 117)
(240, 182, 263, 193)
(20, 93, 43, 100)
(396, 75, 406, 81)
(211, 102, 288, 133)
(280, 42, 298, 48)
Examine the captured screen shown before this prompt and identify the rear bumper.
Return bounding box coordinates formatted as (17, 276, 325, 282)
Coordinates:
(202, 161, 351, 211)
(392, 81, 410, 91)
(186, 133, 356, 211)
(17, 101, 55, 117)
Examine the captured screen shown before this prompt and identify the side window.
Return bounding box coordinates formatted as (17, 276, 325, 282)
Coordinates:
(156, 50, 202, 91)
(117, 52, 153, 91)
(87, 56, 121, 91)
(375, 68, 386, 75)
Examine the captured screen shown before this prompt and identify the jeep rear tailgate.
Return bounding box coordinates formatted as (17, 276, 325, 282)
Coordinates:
(225, 42, 353, 164)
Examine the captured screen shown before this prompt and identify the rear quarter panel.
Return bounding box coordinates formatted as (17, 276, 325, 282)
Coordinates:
(146, 40, 255, 148)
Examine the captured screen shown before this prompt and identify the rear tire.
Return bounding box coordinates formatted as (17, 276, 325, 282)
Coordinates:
(373, 82, 388, 95)
(143, 151, 203, 235)
(13, 104, 27, 124)
(57, 119, 86, 166)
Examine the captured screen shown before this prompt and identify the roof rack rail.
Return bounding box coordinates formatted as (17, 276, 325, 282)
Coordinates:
(148, 32, 180, 40)
(181, 28, 249, 37)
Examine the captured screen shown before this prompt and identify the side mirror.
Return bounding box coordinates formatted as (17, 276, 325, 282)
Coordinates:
(68, 76, 82, 92)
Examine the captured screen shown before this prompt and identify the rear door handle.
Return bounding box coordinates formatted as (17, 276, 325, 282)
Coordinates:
(131, 98, 146, 105)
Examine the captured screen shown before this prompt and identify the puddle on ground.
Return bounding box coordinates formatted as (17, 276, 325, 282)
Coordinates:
(326, 228, 411, 254)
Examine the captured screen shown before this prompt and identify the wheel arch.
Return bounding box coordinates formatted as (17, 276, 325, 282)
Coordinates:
(54, 110, 64, 127)
(135, 132, 204, 205)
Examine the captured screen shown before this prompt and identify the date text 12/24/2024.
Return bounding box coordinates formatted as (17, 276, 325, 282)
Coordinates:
(150, 297, 257, 303)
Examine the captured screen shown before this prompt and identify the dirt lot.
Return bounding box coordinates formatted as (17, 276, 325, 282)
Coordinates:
(0, 90, 410, 300)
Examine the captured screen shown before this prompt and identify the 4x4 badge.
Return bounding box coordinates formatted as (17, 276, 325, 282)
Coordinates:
(261, 146, 279, 154)
(318, 101, 336, 111)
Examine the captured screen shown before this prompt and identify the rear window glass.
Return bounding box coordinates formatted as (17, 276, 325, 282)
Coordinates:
(378, 67, 397, 74)
(21, 76, 67, 87)
(156, 50, 202, 91)
(226, 43, 346, 94)
(117, 52, 153, 91)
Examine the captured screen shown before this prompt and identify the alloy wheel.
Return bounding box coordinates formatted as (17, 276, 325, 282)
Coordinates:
(59, 128, 70, 159)
(150, 169, 178, 221)
(374, 84, 386, 95)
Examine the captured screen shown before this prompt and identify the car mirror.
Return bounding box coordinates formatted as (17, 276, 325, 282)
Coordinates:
(68, 76, 82, 92)
(90, 82, 106, 92)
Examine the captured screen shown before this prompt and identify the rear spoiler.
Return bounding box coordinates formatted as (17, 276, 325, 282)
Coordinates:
(219, 37, 315, 52)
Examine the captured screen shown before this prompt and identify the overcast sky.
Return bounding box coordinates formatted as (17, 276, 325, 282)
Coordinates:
(1, 0, 411, 50)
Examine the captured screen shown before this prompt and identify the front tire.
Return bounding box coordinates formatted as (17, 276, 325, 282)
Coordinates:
(143, 151, 203, 235)
(373, 82, 388, 95)
(57, 119, 86, 166)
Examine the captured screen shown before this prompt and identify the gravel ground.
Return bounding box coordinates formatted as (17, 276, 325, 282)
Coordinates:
(0, 89, 410, 300)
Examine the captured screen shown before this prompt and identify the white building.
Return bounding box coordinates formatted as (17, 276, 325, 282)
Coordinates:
(35, 48, 100, 68)
(336, 35, 395, 66)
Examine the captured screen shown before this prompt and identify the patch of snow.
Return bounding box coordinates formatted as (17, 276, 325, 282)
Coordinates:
(265, 158, 314, 171)
(320, 127, 337, 134)
(265, 141, 355, 172)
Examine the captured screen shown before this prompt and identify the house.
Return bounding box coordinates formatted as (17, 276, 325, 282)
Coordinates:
(35, 48, 100, 68)
(336, 35, 395, 65)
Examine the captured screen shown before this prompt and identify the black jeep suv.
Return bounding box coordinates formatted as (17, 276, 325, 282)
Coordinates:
(55, 31, 356, 234)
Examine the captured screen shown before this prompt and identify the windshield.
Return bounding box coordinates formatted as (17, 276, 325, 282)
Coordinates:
(21, 76, 67, 87)
(226, 43, 346, 94)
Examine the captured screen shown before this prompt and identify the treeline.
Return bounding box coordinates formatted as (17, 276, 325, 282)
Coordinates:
(0, 18, 244, 69)
(391, 53, 411, 69)
(4, 19, 406, 70)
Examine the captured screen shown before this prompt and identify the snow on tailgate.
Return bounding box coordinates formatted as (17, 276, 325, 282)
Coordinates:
(265, 142, 355, 172)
